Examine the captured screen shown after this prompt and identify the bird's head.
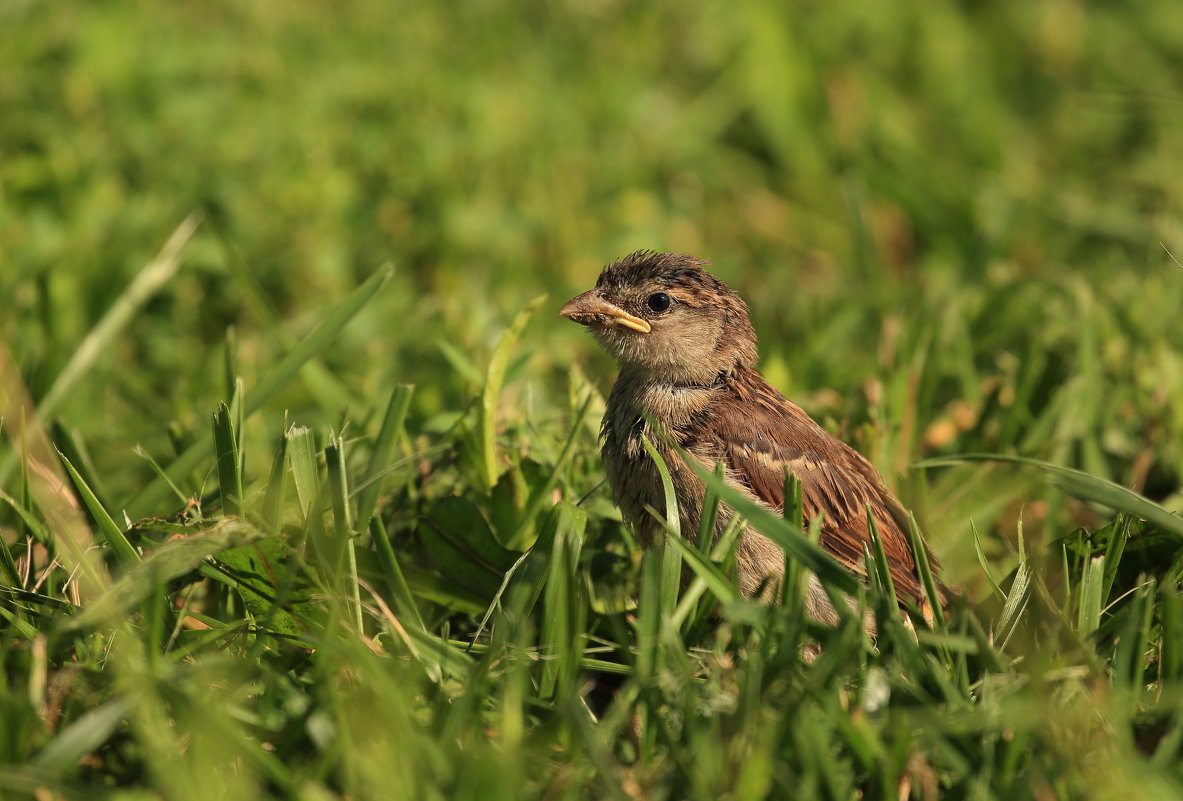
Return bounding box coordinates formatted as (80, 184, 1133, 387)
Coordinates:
(560, 251, 758, 384)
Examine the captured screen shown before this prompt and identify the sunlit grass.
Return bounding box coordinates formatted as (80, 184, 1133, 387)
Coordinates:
(3, 281, 1182, 799)
(3, 0, 1183, 798)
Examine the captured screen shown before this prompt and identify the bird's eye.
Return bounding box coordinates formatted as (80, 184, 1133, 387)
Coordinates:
(646, 292, 672, 313)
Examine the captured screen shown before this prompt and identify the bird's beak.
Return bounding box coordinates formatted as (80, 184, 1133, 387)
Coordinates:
(559, 290, 652, 333)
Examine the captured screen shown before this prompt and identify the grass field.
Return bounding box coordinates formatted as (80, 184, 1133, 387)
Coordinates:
(4, 0, 1183, 798)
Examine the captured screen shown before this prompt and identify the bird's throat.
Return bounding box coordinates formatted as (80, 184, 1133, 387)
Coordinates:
(611, 367, 725, 436)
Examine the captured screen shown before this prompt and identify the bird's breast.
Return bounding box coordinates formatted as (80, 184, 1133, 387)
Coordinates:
(601, 378, 722, 545)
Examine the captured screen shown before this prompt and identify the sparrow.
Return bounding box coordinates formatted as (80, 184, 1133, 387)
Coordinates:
(560, 251, 946, 623)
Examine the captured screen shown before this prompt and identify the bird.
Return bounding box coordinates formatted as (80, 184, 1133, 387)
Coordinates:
(560, 250, 947, 624)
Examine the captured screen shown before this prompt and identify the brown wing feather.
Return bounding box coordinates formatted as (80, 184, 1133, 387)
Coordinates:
(700, 367, 941, 606)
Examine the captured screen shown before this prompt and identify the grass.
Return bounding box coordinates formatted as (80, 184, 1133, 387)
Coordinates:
(3, 0, 1183, 798)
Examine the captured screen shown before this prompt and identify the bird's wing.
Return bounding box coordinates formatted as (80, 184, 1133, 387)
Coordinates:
(700, 375, 937, 605)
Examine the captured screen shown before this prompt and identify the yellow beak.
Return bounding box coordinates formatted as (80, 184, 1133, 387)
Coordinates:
(559, 290, 651, 333)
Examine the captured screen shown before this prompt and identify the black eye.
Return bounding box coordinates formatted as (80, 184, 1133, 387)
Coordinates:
(646, 292, 672, 313)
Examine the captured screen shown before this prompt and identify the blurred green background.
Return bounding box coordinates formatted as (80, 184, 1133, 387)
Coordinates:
(4, 0, 1183, 565)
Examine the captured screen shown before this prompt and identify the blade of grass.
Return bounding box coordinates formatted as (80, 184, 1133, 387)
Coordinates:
(50, 423, 113, 515)
(672, 511, 748, 629)
(0, 479, 22, 584)
(478, 295, 546, 491)
(58, 450, 139, 568)
(1101, 516, 1130, 602)
(539, 502, 588, 701)
(1077, 555, 1105, 638)
(287, 425, 320, 521)
(0, 600, 42, 640)
(212, 402, 244, 517)
(996, 560, 1032, 650)
(1114, 577, 1156, 702)
(436, 339, 483, 387)
(641, 435, 682, 613)
(635, 543, 662, 682)
(223, 325, 239, 402)
(906, 512, 946, 629)
(780, 470, 804, 609)
(325, 432, 363, 633)
(699, 462, 725, 553)
(261, 424, 289, 533)
(132, 445, 189, 508)
(1161, 584, 1183, 683)
(865, 506, 900, 625)
(971, 519, 1004, 601)
(664, 532, 739, 607)
(920, 454, 1183, 539)
(369, 516, 424, 632)
(355, 384, 414, 524)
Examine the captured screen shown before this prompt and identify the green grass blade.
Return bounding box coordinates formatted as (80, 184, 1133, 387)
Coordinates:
(906, 512, 946, 628)
(664, 532, 739, 606)
(436, 339, 483, 387)
(398, 630, 476, 681)
(58, 450, 139, 568)
(132, 444, 189, 508)
(369, 516, 424, 632)
(223, 325, 239, 402)
(325, 432, 363, 632)
(212, 402, 244, 517)
(699, 461, 725, 553)
(0, 485, 22, 584)
(261, 426, 289, 533)
(325, 433, 353, 537)
(641, 435, 682, 612)
(1114, 577, 1156, 700)
(635, 546, 663, 682)
(287, 425, 320, 521)
(1160, 584, 1183, 683)
(1077, 555, 1105, 638)
(919, 453, 1183, 539)
(971, 519, 1004, 601)
(355, 384, 414, 524)
(0, 489, 53, 553)
(539, 502, 587, 700)
(50, 423, 113, 516)
(478, 294, 546, 491)
(865, 505, 900, 624)
(0, 600, 40, 638)
(996, 561, 1032, 649)
(780, 470, 804, 608)
(1101, 516, 1130, 602)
